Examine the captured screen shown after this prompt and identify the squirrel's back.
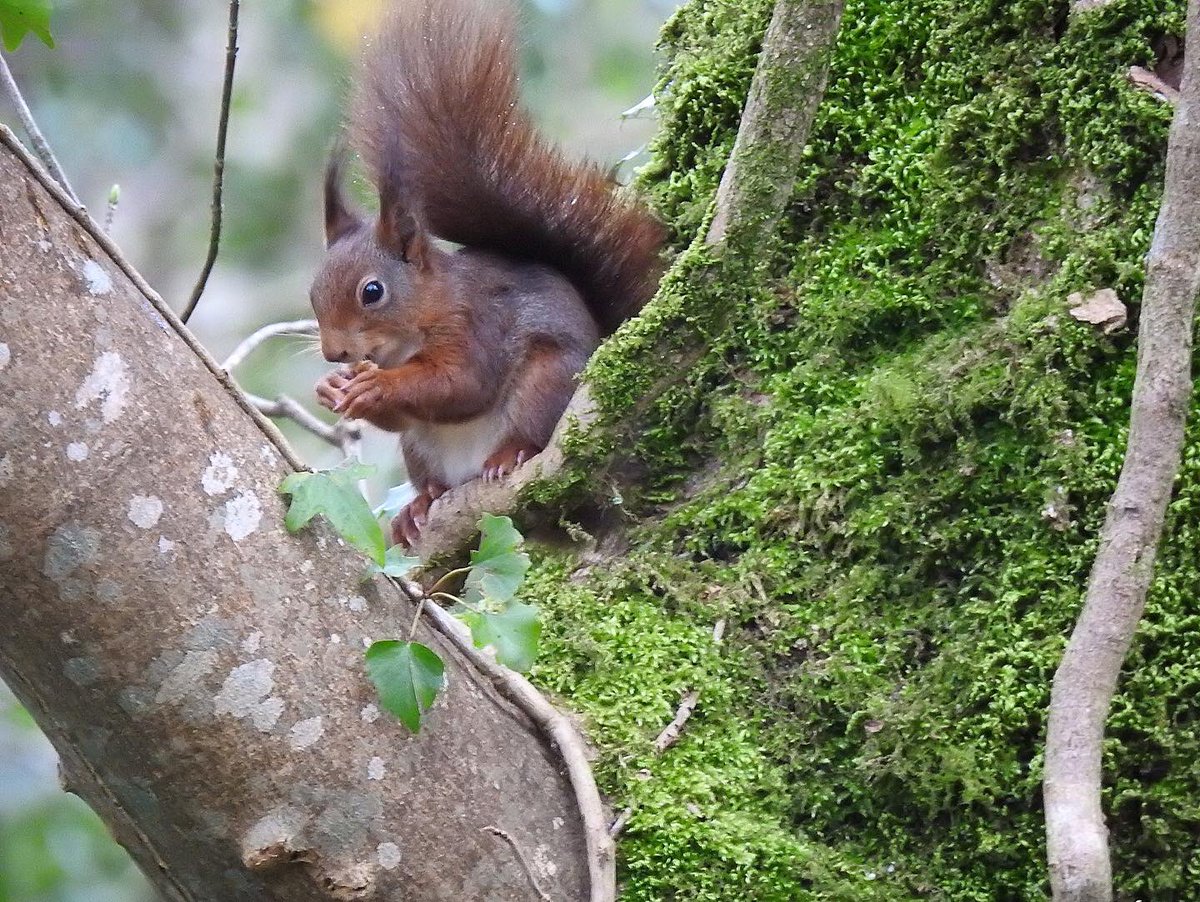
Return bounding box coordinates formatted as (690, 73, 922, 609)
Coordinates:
(351, 0, 664, 335)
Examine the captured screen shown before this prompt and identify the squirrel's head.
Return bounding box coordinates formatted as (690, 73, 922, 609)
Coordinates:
(309, 152, 443, 368)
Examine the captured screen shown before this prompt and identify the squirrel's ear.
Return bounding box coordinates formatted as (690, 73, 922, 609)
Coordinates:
(376, 182, 430, 269)
(324, 149, 362, 247)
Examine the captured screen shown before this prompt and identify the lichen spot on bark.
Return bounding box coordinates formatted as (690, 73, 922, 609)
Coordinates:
(43, 521, 101, 583)
(0, 342, 10, 369)
(202, 451, 238, 496)
(288, 716, 324, 750)
(127, 494, 164, 529)
(214, 658, 276, 718)
(376, 842, 401, 870)
(223, 490, 262, 542)
(74, 351, 131, 424)
(242, 804, 309, 871)
(80, 259, 113, 296)
(367, 756, 385, 780)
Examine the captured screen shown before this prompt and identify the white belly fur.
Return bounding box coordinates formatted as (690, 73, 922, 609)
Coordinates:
(403, 407, 509, 488)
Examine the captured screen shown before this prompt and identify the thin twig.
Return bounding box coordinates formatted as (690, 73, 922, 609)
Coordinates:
(246, 393, 360, 454)
(181, 0, 240, 324)
(651, 689, 700, 756)
(221, 319, 319, 372)
(0, 51, 79, 204)
(608, 807, 633, 838)
(481, 826, 554, 902)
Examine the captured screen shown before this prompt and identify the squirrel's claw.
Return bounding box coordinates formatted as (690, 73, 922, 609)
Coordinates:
(314, 369, 352, 412)
(481, 443, 538, 483)
(338, 367, 393, 419)
(390, 492, 435, 548)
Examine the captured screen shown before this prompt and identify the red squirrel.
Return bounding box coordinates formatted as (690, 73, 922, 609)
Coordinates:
(309, 0, 664, 547)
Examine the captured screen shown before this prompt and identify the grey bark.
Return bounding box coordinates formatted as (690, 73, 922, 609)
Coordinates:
(1043, 0, 1200, 897)
(0, 129, 593, 901)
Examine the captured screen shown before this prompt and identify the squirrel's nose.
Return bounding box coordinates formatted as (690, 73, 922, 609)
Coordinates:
(323, 348, 351, 363)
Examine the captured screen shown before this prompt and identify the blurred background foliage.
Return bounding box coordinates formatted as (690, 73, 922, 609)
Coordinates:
(0, 0, 670, 897)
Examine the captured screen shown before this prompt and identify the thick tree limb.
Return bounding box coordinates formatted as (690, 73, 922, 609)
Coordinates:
(0, 127, 601, 900)
(1043, 0, 1200, 898)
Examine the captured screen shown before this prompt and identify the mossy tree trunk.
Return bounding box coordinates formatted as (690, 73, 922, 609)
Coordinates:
(499, 0, 1200, 899)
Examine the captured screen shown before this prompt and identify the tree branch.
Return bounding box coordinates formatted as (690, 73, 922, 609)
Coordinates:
(222, 319, 319, 373)
(181, 0, 240, 324)
(1043, 0, 1200, 897)
(0, 50, 78, 204)
(1, 111, 603, 901)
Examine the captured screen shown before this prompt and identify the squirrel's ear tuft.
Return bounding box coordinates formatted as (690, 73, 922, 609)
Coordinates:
(324, 147, 363, 247)
(376, 181, 430, 268)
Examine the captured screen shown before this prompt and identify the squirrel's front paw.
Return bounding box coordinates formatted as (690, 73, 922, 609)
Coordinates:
(315, 369, 352, 411)
(337, 364, 397, 420)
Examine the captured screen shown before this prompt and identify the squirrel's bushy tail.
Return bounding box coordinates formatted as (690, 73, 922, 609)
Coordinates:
(352, 0, 664, 334)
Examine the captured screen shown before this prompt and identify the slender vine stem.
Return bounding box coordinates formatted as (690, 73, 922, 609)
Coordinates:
(181, 0, 240, 324)
(428, 567, 472, 596)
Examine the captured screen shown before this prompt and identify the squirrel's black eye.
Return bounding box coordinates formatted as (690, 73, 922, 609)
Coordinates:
(360, 280, 386, 306)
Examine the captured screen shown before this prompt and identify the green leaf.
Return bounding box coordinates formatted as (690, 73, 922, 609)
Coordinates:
(372, 545, 421, 578)
(462, 600, 541, 672)
(463, 514, 530, 605)
(0, 0, 54, 51)
(364, 640, 445, 733)
(278, 464, 385, 566)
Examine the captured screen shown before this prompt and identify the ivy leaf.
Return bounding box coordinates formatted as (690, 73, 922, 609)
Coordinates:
(371, 545, 421, 578)
(462, 600, 541, 672)
(0, 0, 54, 51)
(364, 640, 445, 733)
(463, 514, 530, 605)
(278, 464, 385, 566)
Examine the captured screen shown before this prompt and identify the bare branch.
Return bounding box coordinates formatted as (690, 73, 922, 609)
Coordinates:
(222, 319, 319, 372)
(706, 0, 845, 248)
(0, 122, 307, 475)
(1044, 0, 1200, 898)
(0, 50, 79, 204)
(245, 393, 361, 455)
(181, 0, 241, 324)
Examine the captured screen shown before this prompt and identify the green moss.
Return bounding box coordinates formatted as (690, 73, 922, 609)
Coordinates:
(527, 0, 1199, 898)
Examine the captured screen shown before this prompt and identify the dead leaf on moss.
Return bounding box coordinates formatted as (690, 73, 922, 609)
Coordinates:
(1068, 288, 1127, 334)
